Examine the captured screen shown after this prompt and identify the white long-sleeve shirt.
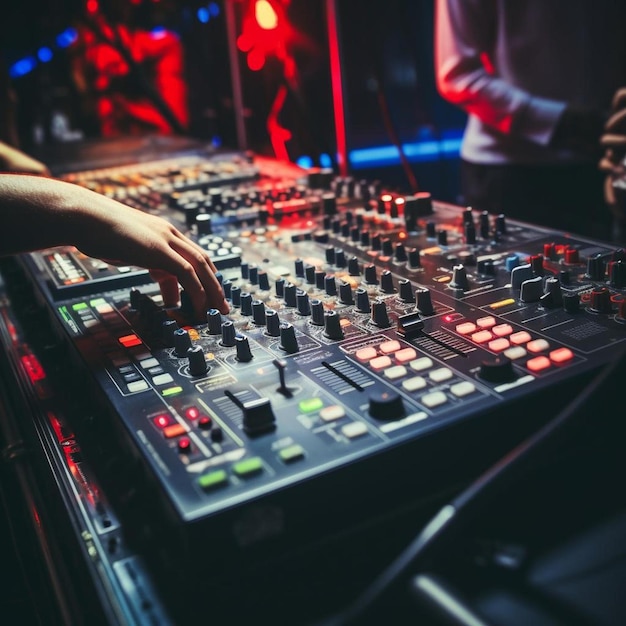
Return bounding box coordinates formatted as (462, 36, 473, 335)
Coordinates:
(435, 0, 626, 165)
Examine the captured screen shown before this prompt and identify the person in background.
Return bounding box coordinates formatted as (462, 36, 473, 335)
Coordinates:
(434, 0, 626, 242)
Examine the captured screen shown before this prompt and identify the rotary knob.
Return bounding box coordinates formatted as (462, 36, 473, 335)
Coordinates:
(369, 390, 405, 420)
(479, 355, 516, 383)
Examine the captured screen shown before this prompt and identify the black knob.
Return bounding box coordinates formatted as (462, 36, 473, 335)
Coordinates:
(296, 290, 311, 315)
(279, 322, 299, 353)
(315, 270, 326, 290)
(479, 355, 516, 383)
(450, 264, 469, 291)
(235, 335, 253, 362)
(369, 390, 405, 420)
(294, 258, 305, 277)
(207, 308, 223, 335)
(380, 270, 395, 294)
(325, 275, 337, 296)
(222, 279, 232, 299)
(416, 288, 435, 315)
(284, 283, 297, 307)
(257, 270, 270, 291)
(480, 211, 490, 239)
(240, 292, 253, 316)
(408, 248, 421, 268)
(265, 309, 281, 336)
(348, 256, 361, 276)
(382, 238, 393, 257)
(355, 288, 370, 313)
(248, 265, 259, 285)
(437, 230, 448, 247)
(230, 285, 241, 307)
(399, 279, 415, 303)
(252, 300, 266, 325)
(188, 345, 208, 376)
(589, 287, 612, 314)
(196, 213, 212, 235)
(275, 277, 285, 298)
(221, 320, 237, 346)
(305, 264, 316, 284)
(173, 328, 192, 357)
(335, 249, 347, 268)
(324, 310, 344, 339)
(394, 242, 408, 262)
(371, 299, 391, 328)
(310, 299, 325, 325)
(339, 281, 354, 305)
(495, 214, 507, 234)
(364, 264, 378, 285)
(240, 262, 249, 280)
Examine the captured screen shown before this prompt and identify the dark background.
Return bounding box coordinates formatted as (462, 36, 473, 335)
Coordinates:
(0, 0, 466, 202)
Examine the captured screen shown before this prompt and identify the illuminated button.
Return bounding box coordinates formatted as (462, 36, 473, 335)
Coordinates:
(429, 367, 453, 383)
(198, 469, 228, 491)
(341, 422, 368, 439)
(83, 318, 99, 329)
(127, 380, 149, 392)
(450, 381, 476, 397)
(395, 347, 417, 363)
(185, 407, 201, 420)
(504, 346, 527, 360)
(527, 338, 550, 353)
(476, 316, 496, 328)
(355, 346, 378, 362)
(163, 423, 187, 438)
(72, 302, 88, 311)
(178, 437, 192, 454)
(152, 373, 175, 386)
(118, 334, 142, 348)
(492, 323, 513, 337)
(456, 322, 477, 335)
(370, 355, 392, 370)
(527, 356, 551, 372)
(510, 331, 532, 345)
(139, 357, 160, 369)
(320, 405, 345, 422)
(232, 457, 263, 477)
(488, 338, 510, 352)
(402, 376, 427, 392)
(162, 386, 183, 397)
(379, 340, 401, 354)
(384, 365, 408, 380)
(153, 414, 172, 429)
(549, 347, 574, 364)
(279, 444, 305, 463)
(409, 357, 433, 372)
(299, 397, 324, 414)
(198, 415, 212, 430)
(422, 391, 448, 408)
(471, 330, 493, 344)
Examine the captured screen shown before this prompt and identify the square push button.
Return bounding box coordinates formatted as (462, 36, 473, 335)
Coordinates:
(232, 457, 263, 478)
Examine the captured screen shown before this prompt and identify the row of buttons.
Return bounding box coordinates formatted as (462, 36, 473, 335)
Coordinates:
(354, 339, 477, 409)
(455, 315, 574, 373)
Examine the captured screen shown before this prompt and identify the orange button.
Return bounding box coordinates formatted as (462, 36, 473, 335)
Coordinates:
(510, 331, 532, 345)
(488, 338, 510, 352)
(527, 356, 551, 372)
(163, 424, 187, 438)
(549, 347, 574, 364)
(119, 334, 142, 348)
(355, 346, 378, 362)
(370, 355, 392, 370)
(492, 323, 513, 337)
(379, 340, 401, 354)
(395, 347, 417, 363)
(471, 330, 493, 344)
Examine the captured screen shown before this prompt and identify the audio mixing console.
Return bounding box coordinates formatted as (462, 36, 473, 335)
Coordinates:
(2, 144, 625, 622)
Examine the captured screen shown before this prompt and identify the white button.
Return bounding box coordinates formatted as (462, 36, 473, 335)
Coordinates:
(410, 357, 433, 372)
(384, 365, 407, 380)
(341, 422, 368, 439)
(450, 381, 476, 397)
(402, 376, 427, 392)
(152, 373, 174, 386)
(422, 391, 447, 408)
(140, 358, 160, 369)
(127, 380, 149, 393)
(320, 405, 345, 422)
(429, 367, 453, 383)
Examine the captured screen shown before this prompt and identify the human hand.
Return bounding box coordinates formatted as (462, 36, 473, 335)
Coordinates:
(71, 192, 229, 319)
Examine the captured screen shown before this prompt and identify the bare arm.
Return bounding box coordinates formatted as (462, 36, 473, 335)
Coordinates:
(0, 173, 229, 318)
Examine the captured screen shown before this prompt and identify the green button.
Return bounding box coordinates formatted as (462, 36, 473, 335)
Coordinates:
(198, 469, 228, 491)
(299, 397, 324, 414)
(232, 457, 263, 477)
(279, 444, 305, 464)
(89, 298, 106, 307)
(72, 302, 89, 311)
(161, 386, 183, 397)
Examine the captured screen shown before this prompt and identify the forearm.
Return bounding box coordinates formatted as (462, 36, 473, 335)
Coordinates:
(0, 174, 90, 255)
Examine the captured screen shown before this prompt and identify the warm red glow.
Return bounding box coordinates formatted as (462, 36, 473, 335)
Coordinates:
(255, 0, 279, 29)
(86, 0, 98, 14)
(185, 406, 200, 420)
